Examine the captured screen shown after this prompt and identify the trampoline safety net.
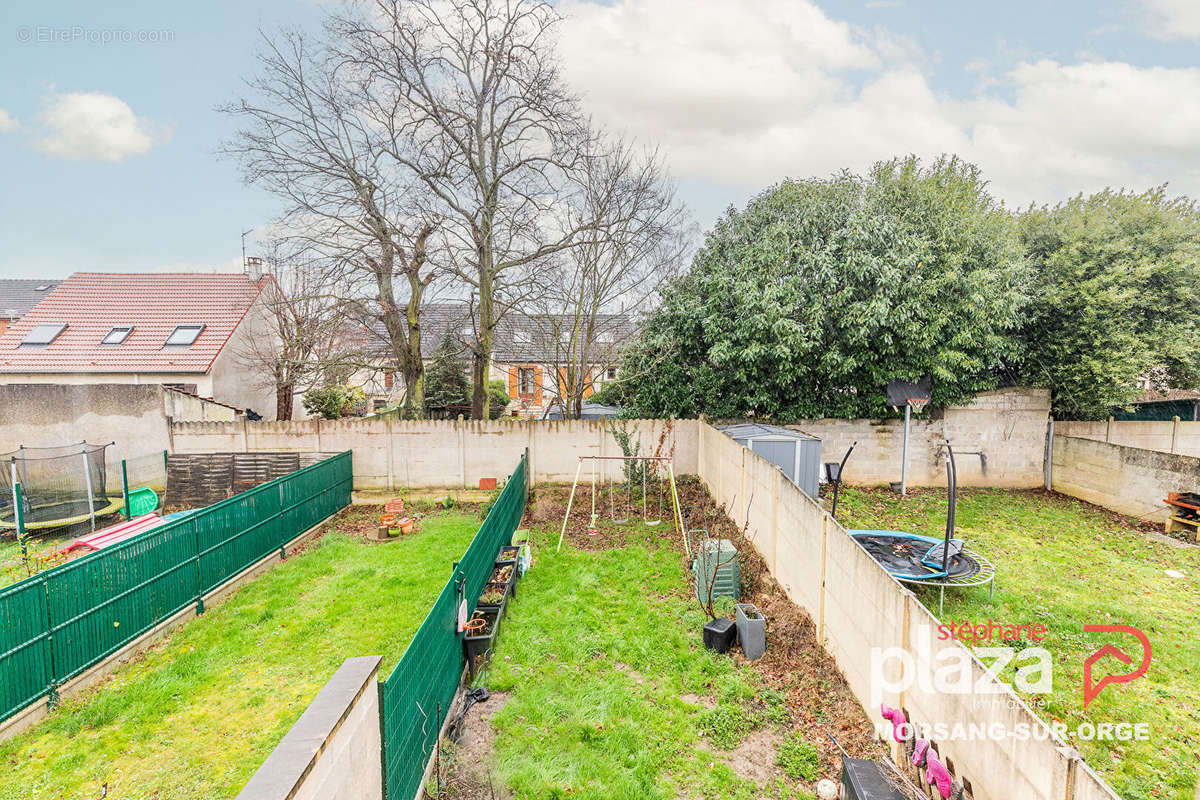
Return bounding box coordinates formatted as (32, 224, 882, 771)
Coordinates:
(0, 442, 117, 531)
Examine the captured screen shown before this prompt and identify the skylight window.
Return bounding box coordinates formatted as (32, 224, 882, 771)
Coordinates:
(164, 324, 205, 347)
(21, 323, 67, 346)
(101, 326, 134, 345)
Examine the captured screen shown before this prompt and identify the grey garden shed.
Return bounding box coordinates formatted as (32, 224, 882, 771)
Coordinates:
(719, 423, 822, 499)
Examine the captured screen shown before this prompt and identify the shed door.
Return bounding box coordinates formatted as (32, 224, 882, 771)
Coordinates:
(750, 439, 796, 481)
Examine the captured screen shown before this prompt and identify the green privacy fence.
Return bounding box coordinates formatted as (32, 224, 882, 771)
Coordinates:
(0, 450, 353, 725)
(380, 453, 527, 800)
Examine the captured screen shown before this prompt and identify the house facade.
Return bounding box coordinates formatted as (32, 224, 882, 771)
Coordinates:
(0, 272, 280, 419)
(360, 304, 632, 418)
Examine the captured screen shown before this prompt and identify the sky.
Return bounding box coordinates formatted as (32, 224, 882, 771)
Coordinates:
(2, 0, 1200, 279)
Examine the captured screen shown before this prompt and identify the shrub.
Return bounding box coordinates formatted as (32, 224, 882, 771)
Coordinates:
(302, 384, 365, 419)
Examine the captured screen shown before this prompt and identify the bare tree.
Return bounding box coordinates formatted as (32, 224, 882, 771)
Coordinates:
(335, 0, 603, 419)
(534, 140, 691, 418)
(236, 240, 347, 420)
(221, 28, 441, 419)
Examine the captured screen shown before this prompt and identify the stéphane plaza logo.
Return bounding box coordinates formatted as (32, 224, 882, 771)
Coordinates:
(870, 619, 1152, 743)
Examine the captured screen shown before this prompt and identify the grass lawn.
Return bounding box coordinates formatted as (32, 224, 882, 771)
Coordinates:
(835, 487, 1200, 800)
(0, 507, 481, 800)
(448, 487, 866, 800)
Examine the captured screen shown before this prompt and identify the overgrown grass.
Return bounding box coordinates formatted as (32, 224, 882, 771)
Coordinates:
(0, 509, 481, 800)
(478, 519, 811, 800)
(835, 487, 1200, 800)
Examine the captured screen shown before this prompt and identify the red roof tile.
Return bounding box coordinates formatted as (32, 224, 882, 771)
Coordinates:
(0, 273, 271, 374)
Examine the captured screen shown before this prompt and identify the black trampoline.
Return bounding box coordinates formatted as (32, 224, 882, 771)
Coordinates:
(1, 442, 120, 532)
(829, 441, 996, 614)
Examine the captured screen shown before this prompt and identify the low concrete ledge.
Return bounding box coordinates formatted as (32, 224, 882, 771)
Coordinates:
(236, 655, 383, 800)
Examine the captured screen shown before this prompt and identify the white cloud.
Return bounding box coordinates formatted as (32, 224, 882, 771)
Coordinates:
(557, 0, 1200, 208)
(1142, 0, 1200, 39)
(0, 108, 16, 133)
(34, 91, 169, 162)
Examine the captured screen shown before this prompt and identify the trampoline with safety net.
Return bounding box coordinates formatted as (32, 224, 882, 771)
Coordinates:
(0, 442, 122, 532)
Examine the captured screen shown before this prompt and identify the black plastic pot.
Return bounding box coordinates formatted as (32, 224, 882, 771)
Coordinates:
(464, 608, 500, 677)
(702, 617, 736, 653)
(497, 545, 520, 565)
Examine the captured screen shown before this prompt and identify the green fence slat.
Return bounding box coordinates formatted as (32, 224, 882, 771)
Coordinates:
(380, 454, 527, 800)
(0, 450, 354, 726)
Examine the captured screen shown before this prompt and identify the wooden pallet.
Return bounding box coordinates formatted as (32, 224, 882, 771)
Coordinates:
(1165, 514, 1200, 542)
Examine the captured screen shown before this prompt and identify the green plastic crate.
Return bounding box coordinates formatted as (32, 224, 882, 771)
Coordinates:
(694, 539, 740, 602)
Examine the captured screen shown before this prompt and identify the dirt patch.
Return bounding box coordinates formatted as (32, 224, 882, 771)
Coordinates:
(441, 691, 512, 800)
(723, 727, 786, 787)
(526, 482, 687, 553)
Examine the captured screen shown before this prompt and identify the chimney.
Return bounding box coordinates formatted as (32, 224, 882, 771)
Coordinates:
(245, 256, 263, 282)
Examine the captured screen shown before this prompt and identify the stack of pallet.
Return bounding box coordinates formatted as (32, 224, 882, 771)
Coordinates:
(1164, 492, 1200, 542)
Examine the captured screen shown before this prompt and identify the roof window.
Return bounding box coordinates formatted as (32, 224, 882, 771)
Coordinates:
(164, 324, 205, 347)
(101, 326, 134, 345)
(21, 323, 67, 346)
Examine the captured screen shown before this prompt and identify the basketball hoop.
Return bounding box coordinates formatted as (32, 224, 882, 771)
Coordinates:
(907, 397, 929, 414)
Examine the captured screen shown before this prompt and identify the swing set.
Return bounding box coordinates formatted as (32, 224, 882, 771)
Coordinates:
(555, 456, 687, 555)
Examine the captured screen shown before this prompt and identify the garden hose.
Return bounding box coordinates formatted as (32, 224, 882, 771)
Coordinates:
(446, 686, 491, 742)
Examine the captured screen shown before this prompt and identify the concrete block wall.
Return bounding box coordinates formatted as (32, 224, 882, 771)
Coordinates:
(697, 422, 1120, 800)
(236, 656, 383, 800)
(774, 387, 1052, 488)
(171, 417, 698, 490)
(1057, 418, 1200, 459)
(1051, 434, 1200, 522)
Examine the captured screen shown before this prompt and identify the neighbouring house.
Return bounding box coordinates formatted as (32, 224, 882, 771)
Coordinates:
(0, 279, 62, 336)
(0, 272, 281, 419)
(358, 303, 634, 418)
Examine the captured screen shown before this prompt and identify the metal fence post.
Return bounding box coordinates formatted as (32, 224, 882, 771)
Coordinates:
(14, 481, 28, 568)
(121, 459, 131, 520)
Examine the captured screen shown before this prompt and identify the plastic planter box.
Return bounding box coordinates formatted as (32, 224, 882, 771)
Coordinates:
(735, 603, 766, 660)
(490, 561, 517, 599)
(464, 608, 500, 677)
(477, 582, 509, 615)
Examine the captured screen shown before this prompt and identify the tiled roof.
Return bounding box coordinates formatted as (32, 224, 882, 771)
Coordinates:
(1137, 388, 1200, 403)
(0, 273, 271, 374)
(365, 303, 637, 364)
(0, 279, 61, 320)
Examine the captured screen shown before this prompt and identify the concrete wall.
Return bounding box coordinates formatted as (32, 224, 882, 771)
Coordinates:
(0, 384, 172, 460)
(0, 384, 236, 462)
(1051, 434, 1200, 522)
(171, 417, 698, 490)
(696, 421, 1119, 800)
(236, 656, 383, 800)
(168, 387, 1047, 492)
(1057, 418, 1200, 459)
(773, 387, 1052, 488)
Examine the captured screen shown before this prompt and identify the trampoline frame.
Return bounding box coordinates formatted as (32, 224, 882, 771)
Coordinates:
(0, 496, 124, 531)
(833, 441, 998, 614)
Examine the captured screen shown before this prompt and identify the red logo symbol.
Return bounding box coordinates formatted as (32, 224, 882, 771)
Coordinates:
(1083, 625, 1151, 707)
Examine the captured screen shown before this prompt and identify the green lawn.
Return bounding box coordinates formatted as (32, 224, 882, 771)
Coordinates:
(465, 517, 821, 800)
(0, 507, 481, 800)
(835, 487, 1200, 800)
